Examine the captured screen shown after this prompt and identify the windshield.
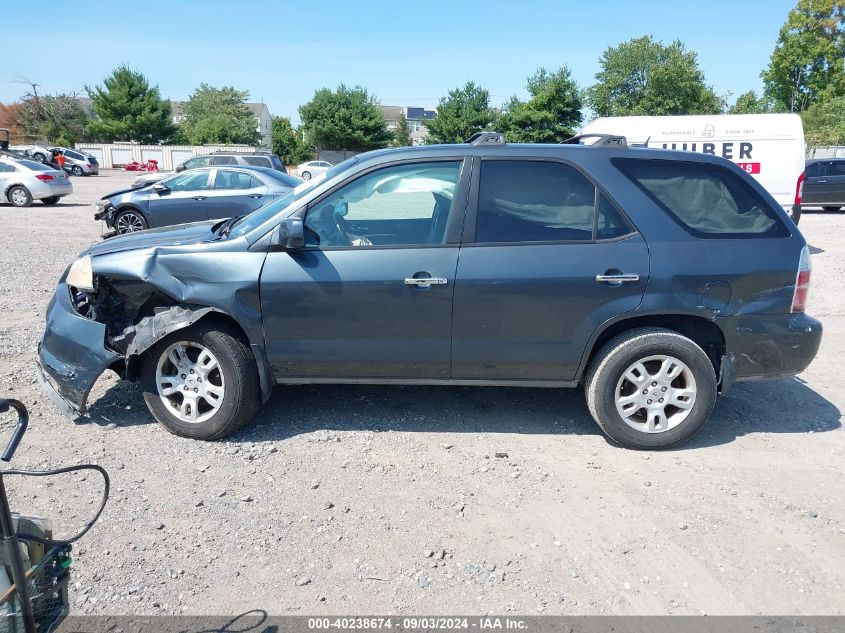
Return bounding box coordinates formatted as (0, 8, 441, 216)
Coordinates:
(228, 156, 359, 237)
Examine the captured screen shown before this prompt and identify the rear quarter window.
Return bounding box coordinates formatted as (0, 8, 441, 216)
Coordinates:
(613, 158, 789, 238)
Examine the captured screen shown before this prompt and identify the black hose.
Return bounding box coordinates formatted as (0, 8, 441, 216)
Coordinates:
(1, 464, 110, 546)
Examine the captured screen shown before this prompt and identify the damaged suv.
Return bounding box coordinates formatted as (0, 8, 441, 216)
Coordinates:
(36, 134, 822, 448)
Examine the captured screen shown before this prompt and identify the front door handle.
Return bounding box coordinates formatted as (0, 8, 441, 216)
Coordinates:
(248, 194, 263, 199)
(817, 180, 827, 183)
(193, 195, 207, 201)
(405, 277, 448, 287)
(596, 273, 640, 284)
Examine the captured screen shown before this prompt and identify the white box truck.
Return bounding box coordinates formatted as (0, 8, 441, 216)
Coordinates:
(581, 114, 805, 223)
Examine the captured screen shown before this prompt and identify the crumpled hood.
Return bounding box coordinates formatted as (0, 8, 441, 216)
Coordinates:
(102, 186, 146, 200)
(84, 221, 220, 257)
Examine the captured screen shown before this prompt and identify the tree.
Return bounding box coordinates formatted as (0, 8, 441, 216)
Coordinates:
(762, 0, 845, 112)
(587, 36, 724, 117)
(425, 82, 496, 144)
(298, 84, 392, 152)
(177, 84, 261, 146)
(497, 67, 583, 142)
(728, 90, 776, 114)
(86, 66, 174, 143)
(391, 113, 412, 147)
(802, 95, 845, 145)
(0, 102, 25, 144)
(271, 116, 313, 165)
(13, 81, 90, 146)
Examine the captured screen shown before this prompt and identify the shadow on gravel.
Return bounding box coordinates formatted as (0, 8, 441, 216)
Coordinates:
(82, 375, 841, 449)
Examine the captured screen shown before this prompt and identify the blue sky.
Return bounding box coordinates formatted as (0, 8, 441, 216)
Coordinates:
(2, 1, 793, 123)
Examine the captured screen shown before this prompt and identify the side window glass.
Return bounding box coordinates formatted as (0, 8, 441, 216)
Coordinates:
(829, 161, 845, 176)
(165, 171, 209, 191)
(614, 158, 788, 237)
(184, 156, 211, 170)
(304, 161, 463, 247)
(596, 195, 631, 240)
(211, 155, 235, 165)
(244, 156, 271, 167)
(476, 160, 596, 243)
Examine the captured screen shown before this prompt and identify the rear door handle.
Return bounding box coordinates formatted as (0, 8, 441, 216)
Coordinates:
(248, 194, 263, 199)
(817, 180, 827, 183)
(596, 273, 639, 284)
(405, 277, 448, 287)
(193, 195, 207, 201)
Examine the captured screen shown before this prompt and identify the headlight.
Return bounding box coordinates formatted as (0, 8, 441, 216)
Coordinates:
(66, 255, 94, 292)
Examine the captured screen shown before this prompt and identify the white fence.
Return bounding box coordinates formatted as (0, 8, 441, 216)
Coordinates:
(74, 143, 260, 170)
(807, 146, 845, 159)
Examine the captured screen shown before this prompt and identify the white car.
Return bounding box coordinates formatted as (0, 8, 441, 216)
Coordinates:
(296, 160, 333, 180)
(9, 144, 53, 164)
(0, 158, 73, 207)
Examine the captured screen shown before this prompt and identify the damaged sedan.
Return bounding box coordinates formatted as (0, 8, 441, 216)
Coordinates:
(37, 138, 821, 448)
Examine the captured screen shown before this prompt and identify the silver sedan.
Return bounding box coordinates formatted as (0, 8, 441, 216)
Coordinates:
(0, 158, 73, 207)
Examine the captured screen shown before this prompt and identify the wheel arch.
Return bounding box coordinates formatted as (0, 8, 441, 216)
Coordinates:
(577, 312, 726, 385)
(122, 306, 273, 403)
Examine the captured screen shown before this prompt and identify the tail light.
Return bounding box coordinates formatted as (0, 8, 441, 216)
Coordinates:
(35, 174, 54, 182)
(85, 163, 91, 168)
(791, 245, 812, 313)
(795, 172, 805, 206)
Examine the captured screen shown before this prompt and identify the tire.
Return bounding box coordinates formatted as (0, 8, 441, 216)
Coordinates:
(32, 153, 46, 164)
(41, 196, 60, 205)
(114, 209, 147, 234)
(8, 186, 32, 208)
(301, 171, 311, 180)
(790, 206, 801, 225)
(141, 322, 260, 440)
(822, 206, 841, 212)
(71, 165, 83, 177)
(585, 327, 717, 449)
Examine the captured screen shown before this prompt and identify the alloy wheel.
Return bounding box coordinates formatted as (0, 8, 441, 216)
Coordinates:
(614, 354, 697, 433)
(155, 342, 225, 424)
(116, 212, 145, 234)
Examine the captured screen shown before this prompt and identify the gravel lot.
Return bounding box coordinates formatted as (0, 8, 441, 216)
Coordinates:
(0, 171, 843, 616)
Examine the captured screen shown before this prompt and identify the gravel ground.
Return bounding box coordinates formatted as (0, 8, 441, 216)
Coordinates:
(0, 171, 843, 616)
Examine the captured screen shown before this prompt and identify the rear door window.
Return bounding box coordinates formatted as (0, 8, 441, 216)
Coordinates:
(829, 161, 845, 176)
(211, 155, 236, 165)
(243, 156, 271, 167)
(614, 158, 789, 238)
(475, 160, 609, 243)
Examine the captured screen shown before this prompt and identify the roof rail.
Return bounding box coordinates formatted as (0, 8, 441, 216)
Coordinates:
(562, 133, 627, 147)
(466, 131, 505, 145)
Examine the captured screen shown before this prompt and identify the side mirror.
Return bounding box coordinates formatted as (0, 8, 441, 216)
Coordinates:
(274, 217, 305, 249)
(152, 183, 168, 193)
(175, 163, 186, 172)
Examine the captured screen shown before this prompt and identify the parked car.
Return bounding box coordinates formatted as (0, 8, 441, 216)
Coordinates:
(795, 158, 845, 213)
(581, 113, 806, 223)
(95, 166, 300, 234)
(37, 134, 821, 448)
(131, 151, 287, 188)
(0, 157, 72, 207)
(9, 144, 53, 164)
(50, 147, 99, 176)
(296, 160, 333, 180)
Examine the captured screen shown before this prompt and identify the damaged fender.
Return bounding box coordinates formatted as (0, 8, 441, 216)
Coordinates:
(37, 224, 275, 419)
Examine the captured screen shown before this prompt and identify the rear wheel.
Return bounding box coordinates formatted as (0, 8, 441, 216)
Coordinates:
(141, 323, 260, 440)
(41, 196, 60, 205)
(8, 186, 32, 207)
(32, 153, 47, 164)
(301, 171, 311, 180)
(585, 327, 717, 449)
(115, 209, 147, 234)
(789, 206, 801, 224)
(822, 206, 842, 212)
(71, 165, 83, 177)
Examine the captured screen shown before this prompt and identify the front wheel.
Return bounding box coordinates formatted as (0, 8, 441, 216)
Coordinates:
(141, 322, 260, 440)
(115, 209, 147, 234)
(585, 328, 717, 449)
(8, 186, 32, 207)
